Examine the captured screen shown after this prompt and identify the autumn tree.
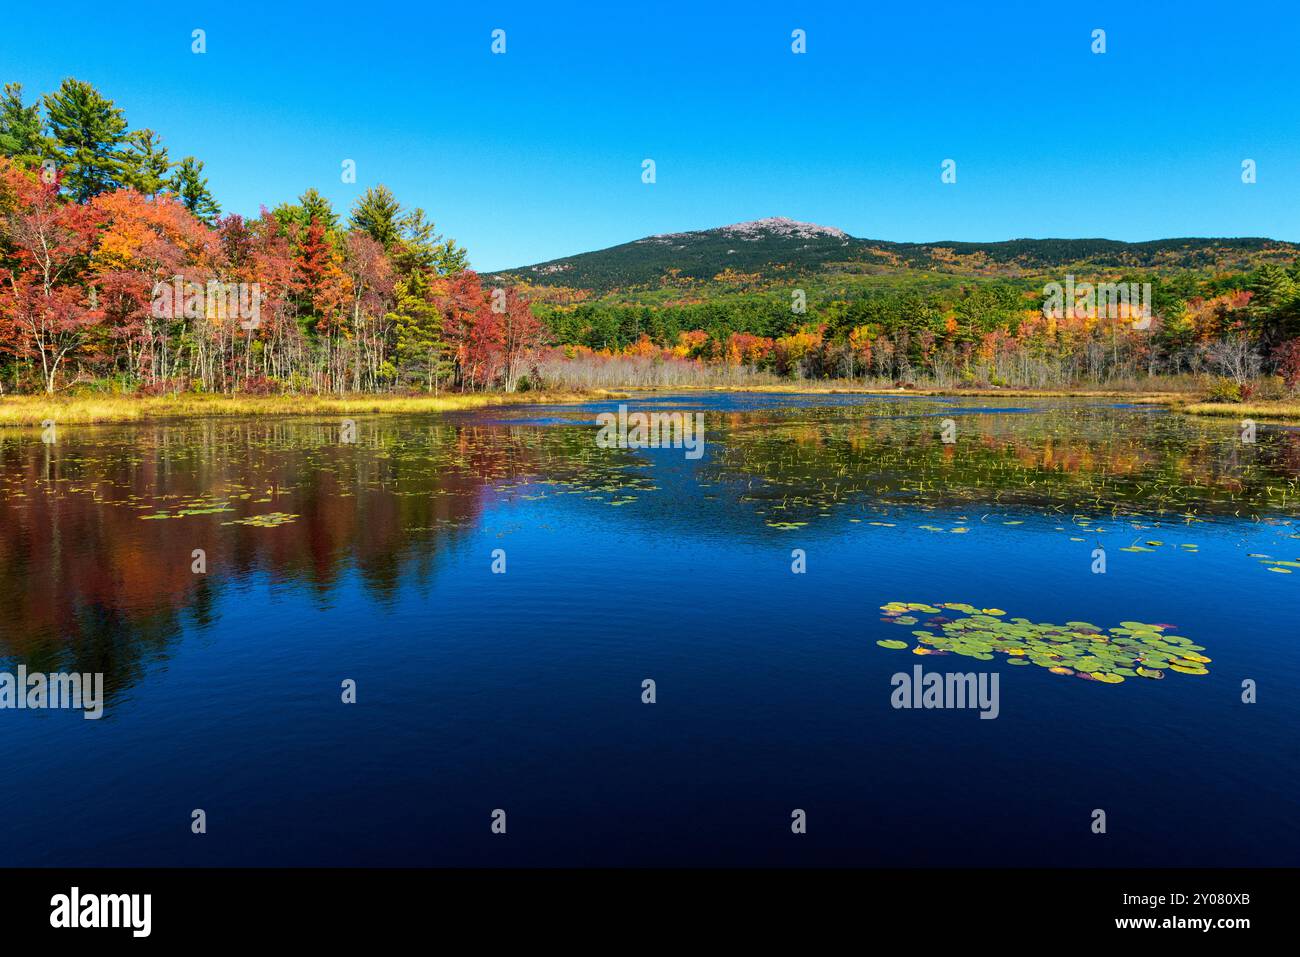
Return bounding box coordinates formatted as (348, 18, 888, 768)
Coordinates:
(439, 270, 488, 390)
(341, 230, 394, 391)
(294, 219, 333, 310)
(0, 158, 102, 391)
(89, 187, 218, 385)
(492, 285, 547, 391)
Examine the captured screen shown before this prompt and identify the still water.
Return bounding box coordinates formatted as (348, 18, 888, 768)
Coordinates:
(1, 393, 1296, 865)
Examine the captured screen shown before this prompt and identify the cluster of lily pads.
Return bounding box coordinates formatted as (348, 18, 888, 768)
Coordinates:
(1251, 553, 1300, 575)
(221, 511, 300, 528)
(877, 601, 1212, 682)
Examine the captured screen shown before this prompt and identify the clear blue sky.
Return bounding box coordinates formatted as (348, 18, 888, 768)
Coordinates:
(4, 0, 1298, 270)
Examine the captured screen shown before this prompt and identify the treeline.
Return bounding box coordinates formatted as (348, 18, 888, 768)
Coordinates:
(0, 79, 546, 395)
(534, 263, 1300, 392)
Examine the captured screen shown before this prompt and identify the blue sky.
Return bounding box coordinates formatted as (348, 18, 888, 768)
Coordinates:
(3, 0, 1298, 270)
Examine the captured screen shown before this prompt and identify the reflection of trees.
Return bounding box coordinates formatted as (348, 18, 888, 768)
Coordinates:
(0, 419, 635, 698)
(702, 406, 1300, 522)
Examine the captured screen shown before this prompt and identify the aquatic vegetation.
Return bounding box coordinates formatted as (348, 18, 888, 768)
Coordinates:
(878, 602, 1212, 683)
(704, 404, 1300, 534)
(222, 512, 300, 528)
(1257, 557, 1300, 574)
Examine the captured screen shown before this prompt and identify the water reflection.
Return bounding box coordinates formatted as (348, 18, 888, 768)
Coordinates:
(1, 397, 1297, 705)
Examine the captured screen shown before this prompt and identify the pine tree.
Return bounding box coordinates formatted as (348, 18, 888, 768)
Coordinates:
(391, 270, 450, 391)
(299, 188, 338, 231)
(271, 188, 340, 235)
(43, 78, 129, 201)
(168, 156, 220, 224)
(1252, 263, 1297, 310)
(393, 207, 468, 277)
(0, 83, 46, 164)
(433, 237, 469, 276)
(349, 185, 402, 249)
(1251, 263, 1300, 345)
(122, 129, 170, 196)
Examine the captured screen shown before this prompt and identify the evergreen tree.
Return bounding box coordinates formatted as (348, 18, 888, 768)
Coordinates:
(1251, 262, 1300, 344)
(299, 188, 338, 231)
(391, 269, 450, 391)
(0, 83, 46, 164)
(122, 129, 170, 196)
(270, 201, 304, 235)
(1252, 263, 1297, 309)
(434, 237, 469, 276)
(393, 207, 468, 277)
(272, 188, 341, 236)
(350, 185, 402, 249)
(168, 156, 220, 223)
(43, 78, 129, 201)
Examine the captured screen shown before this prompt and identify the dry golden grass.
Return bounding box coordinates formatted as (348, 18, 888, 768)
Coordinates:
(1181, 400, 1300, 423)
(6, 386, 1291, 426)
(0, 390, 623, 426)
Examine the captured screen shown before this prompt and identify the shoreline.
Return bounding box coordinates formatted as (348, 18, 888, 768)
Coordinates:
(0, 390, 625, 427)
(1, 387, 1296, 426)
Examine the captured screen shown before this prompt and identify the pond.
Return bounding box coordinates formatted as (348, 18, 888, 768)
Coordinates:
(1, 392, 1296, 865)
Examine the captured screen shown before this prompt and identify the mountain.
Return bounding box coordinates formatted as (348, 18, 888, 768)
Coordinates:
(487, 217, 1300, 294)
